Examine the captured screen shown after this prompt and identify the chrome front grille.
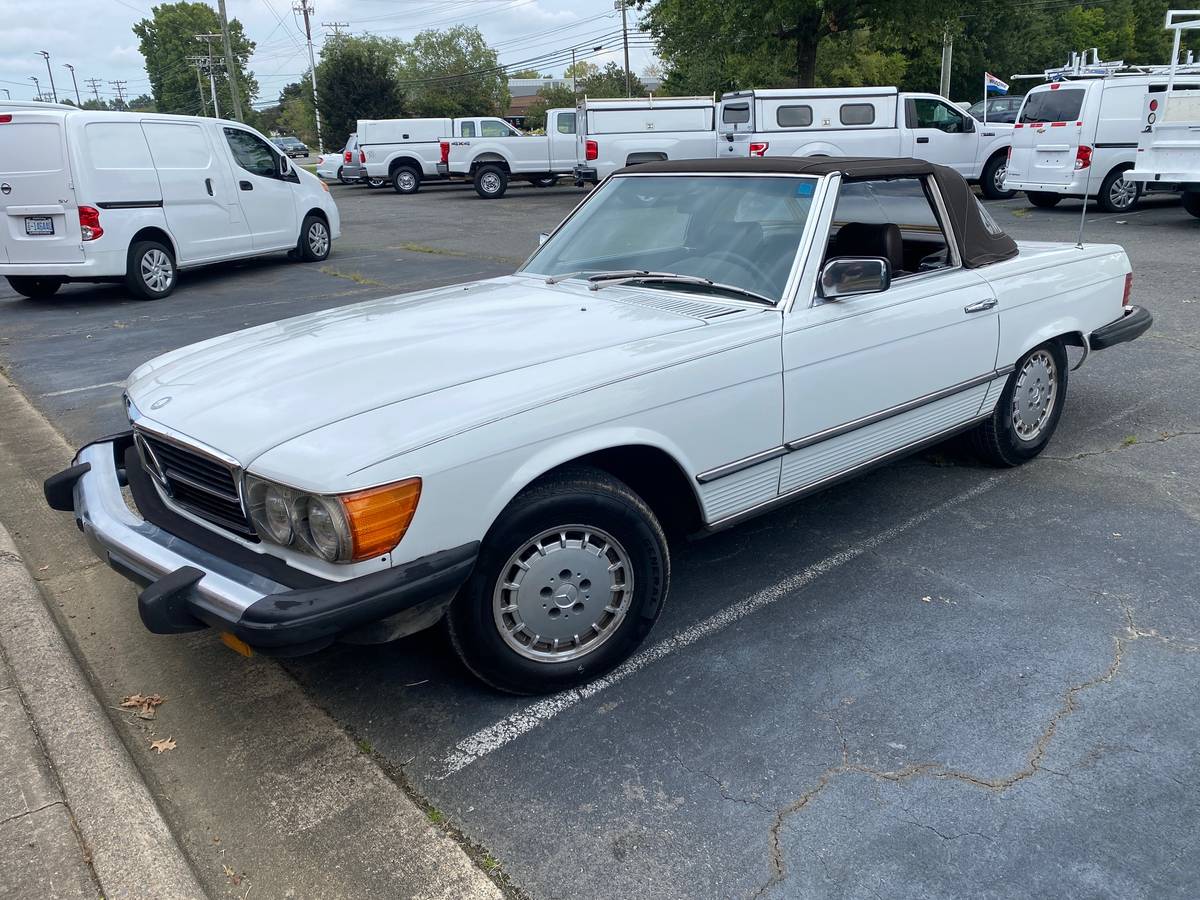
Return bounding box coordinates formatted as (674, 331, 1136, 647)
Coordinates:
(135, 431, 256, 538)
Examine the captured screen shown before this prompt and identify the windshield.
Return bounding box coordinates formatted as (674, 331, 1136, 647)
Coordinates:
(521, 174, 819, 303)
(1018, 88, 1085, 123)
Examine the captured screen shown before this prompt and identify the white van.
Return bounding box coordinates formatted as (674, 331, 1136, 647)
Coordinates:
(0, 106, 339, 301)
(572, 96, 717, 184)
(1006, 68, 1200, 211)
(715, 87, 1015, 198)
(358, 116, 524, 194)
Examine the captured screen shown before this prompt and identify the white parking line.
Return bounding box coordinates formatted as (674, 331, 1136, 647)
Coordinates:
(437, 475, 1005, 778)
(41, 380, 125, 398)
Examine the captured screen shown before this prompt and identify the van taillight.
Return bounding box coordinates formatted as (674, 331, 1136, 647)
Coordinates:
(1149, 99, 1159, 112)
(585, 139, 598, 161)
(1074, 145, 1092, 170)
(749, 141, 769, 157)
(440, 141, 450, 165)
(0, 114, 11, 124)
(344, 150, 352, 163)
(78, 206, 103, 241)
(1122, 272, 1133, 307)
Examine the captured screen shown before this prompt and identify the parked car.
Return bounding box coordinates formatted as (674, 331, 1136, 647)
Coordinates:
(44, 157, 1149, 694)
(717, 86, 1016, 198)
(573, 95, 717, 185)
(272, 136, 309, 158)
(359, 116, 525, 194)
(314, 151, 342, 182)
(0, 108, 339, 301)
(1007, 61, 1200, 212)
(440, 108, 576, 198)
(966, 96, 1023, 123)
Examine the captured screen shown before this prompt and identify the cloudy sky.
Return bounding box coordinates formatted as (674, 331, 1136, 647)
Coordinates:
(0, 0, 657, 107)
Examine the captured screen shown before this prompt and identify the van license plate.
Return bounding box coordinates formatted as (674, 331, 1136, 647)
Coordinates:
(25, 216, 54, 236)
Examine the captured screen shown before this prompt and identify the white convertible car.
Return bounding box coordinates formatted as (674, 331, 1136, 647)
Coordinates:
(45, 157, 1151, 694)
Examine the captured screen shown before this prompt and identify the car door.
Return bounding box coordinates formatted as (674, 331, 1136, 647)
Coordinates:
(906, 97, 979, 174)
(779, 174, 1001, 497)
(142, 120, 251, 264)
(221, 126, 299, 251)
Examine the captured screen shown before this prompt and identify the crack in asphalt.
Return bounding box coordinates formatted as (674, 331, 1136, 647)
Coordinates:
(670, 752, 773, 812)
(1043, 429, 1200, 461)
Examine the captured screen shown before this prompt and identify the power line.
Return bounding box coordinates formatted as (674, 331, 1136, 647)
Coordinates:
(84, 78, 103, 102)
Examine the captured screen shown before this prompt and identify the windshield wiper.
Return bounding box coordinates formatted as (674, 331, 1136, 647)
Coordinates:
(586, 272, 776, 306)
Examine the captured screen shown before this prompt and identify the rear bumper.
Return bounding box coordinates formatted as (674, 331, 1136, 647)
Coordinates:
(45, 436, 477, 655)
(1090, 305, 1152, 351)
(573, 166, 599, 185)
(0, 248, 126, 279)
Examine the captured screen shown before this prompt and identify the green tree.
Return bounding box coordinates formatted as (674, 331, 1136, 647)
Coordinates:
(315, 35, 406, 149)
(398, 26, 510, 117)
(511, 67, 547, 78)
(128, 93, 156, 111)
(563, 60, 599, 82)
(578, 61, 647, 97)
(524, 84, 576, 130)
(133, 2, 257, 116)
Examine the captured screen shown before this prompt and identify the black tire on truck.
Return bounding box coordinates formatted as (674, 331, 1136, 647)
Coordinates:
(6, 276, 63, 299)
(1182, 192, 1200, 219)
(979, 153, 1016, 200)
(474, 164, 509, 199)
(391, 165, 421, 195)
(1026, 191, 1062, 209)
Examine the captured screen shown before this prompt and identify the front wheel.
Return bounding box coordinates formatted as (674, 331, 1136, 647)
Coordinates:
(971, 341, 1068, 466)
(296, 214, 331, 262)
(1026, 191, 1062, 209)
(473, 164, 508, 199)
(1182, 192, 1200, 219)
(447, 467, 669, 694)
(1097, 168, 1141, 213)
(980, 154, 1015, 200)
(366, 176, 386, 188)
(125, 240, 176, 300)
(6, 276, 63, 299)
(392, 166, 420, 195)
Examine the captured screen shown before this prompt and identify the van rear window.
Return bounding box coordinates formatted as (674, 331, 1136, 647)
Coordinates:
(1018, 88, 1085, 123)
(0, 123, 63, 174)
(722, 104, 750, 125)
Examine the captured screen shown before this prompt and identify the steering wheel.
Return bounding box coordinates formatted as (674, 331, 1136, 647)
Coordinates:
(703, 249, 774, 295)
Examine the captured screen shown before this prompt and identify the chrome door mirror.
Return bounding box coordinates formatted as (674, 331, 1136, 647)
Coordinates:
(819, 257, 891, 301)
(538, 231, 550, 246)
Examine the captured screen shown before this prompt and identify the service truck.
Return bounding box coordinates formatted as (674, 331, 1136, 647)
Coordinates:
(439, 108, 576, 198)
(572, 95, 717, 184)
(359, 116, 525, 194)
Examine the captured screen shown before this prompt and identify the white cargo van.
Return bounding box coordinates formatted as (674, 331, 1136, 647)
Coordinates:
(358, 116, 524, 194)
(572, 96, 717, 184)
(715, 87, 1015, 198)
(1006, 52, 1200, 212)
(0, 106, 339, 301)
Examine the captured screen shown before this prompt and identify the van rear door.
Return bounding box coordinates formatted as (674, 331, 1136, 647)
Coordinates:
(0, 112, 83, 265)
(1008, 85, 1088, 186)
(717, 94, 755, 157)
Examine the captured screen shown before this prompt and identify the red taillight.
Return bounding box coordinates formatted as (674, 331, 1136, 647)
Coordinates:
(585, 139, 598, 161)
(1050, 82, 1061, 90)
(749, 141, 769, 157)
(1122, 272, 1133, 307)
(439, 141, 450, 165)
(0, 114, 11, 124)
(1074, 145, 1092, 170)
(78, 206, 103, 241)
(1149, 99, 1159, 112)
(359, 149, 366, 163)
(344, 150, 352, 163)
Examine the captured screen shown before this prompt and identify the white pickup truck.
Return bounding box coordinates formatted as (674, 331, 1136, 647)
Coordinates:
(439, 108, 576, 198)
(572, 95, 717, 184)
(45, 156, 1149, 694)
(359, 115, 525, 194)
(718, 87, 1016, 198)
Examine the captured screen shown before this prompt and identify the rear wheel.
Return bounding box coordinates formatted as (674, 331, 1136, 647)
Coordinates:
(1097, 167, 1141, 213)
(446, 467, 669, 694)
(971, 341, 1068, 466)
(1026, 191, 1062, 209)
(532, 176, 558, 187)
(125, 240, 176, 301)
(6, 276, 63, 299)
(980, 154, 1015, 200)
(337, 167, 352, 185)
(296, 214, 331, 262)
(474, 164, 509, 199)
(1182, 192, 1200, 219)
(392, 165, 421, 194)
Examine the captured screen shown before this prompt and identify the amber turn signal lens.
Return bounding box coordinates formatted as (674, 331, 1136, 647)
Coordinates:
(341, 478, 422, 561)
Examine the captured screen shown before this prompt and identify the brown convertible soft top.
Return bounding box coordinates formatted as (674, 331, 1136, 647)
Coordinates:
(614, 156, 1020, 269)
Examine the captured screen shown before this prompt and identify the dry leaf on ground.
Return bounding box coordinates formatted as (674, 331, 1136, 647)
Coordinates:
(149, 737, 177, 754)
(121, 693, 165, 719)
(222, 864, 244, 886)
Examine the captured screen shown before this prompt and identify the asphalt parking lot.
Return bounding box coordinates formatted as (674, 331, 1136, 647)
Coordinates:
(2, 181, 1197, 899)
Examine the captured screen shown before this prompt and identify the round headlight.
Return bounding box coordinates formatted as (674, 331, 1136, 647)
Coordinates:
(261, 486, 294, 544)
(305, 497, 344, 561)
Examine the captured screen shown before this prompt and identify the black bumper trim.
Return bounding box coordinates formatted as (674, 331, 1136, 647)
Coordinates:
(1090, 305, 1152, 351)
(45, 463, 92, 511)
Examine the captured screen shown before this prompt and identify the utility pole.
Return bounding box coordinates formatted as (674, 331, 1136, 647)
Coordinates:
(939, 28, 953, 98)
(84, 78, 102, 104)
(195, 35, 224, 117)
(321, 21, 347, 40)
(216, 0, 244, 120)
(63, 63, 82, 105)
(109, 80, 127, 108)
(615, 0, 631, 97)
(29, 76, 41, 101)
(193, 63, 209, 116)
(37, 51, 58, 102)
(294, 0, 324, 152)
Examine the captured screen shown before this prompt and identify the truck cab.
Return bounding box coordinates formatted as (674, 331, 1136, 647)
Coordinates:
(440, 109, 576, 199)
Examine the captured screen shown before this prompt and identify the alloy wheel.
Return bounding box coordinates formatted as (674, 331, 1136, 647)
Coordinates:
(1011, 349, 1058, 441)
(307, 221, 329, 257)
(140, 249, 174, 293)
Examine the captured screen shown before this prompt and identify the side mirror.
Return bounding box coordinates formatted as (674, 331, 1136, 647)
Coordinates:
(962, 116, 976, 133)
(538, 231, 550, 246)
(278, 156, 291, 176)
(819, 257, 891, 301)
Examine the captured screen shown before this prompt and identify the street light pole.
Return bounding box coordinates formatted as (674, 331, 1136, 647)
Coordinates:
(29, 76, 41, 101)
(37, 51, 58, 102)
(63, 63, 82, 105)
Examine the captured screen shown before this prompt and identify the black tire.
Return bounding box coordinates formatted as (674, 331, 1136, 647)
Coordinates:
(473, 164, 508, 199)
(391, 165, 421, 194)
(125, 240, 176, 301)
(337, 167, 352, 185)
(446, 466, 670, 694)
(367, 176, 386, 188)
(296, 213, 331, 262)
(1096, 167, 1141, 213)
(6, 276, 63, 299)
(1026, 191, 1062, 209)
(980, 153, 1015, 200)
(1182, 192, 1200, 219)
(532, 176, 558, 187)
(971, 341, 1068, 467)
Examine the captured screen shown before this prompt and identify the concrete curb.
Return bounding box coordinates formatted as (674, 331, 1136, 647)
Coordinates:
(0, 524, 208, 900)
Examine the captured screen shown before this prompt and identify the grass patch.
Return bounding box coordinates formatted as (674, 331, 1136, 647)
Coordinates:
(1121, 434, 1138, 446)
(426, 808, 444, 825)
(397, 241, 524, 266)
(1010, 207, 1031, 217)
(319, 266, 387, 287)
(481, 854, 500, 871)
(355, 738, 373, 754)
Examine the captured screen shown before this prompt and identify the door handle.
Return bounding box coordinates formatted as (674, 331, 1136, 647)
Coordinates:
(916, 136, 930, 144)
(964, 298, 998, 313)
(205, 178, 213, 196)
(239, 180, 253, 191)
